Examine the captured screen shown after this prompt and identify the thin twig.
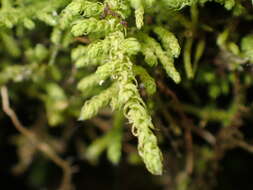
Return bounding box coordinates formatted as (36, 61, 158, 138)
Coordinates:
(74, 36, 90, 44)
(235, 140, 253, 153)
(157, 80, 194, 174)
(1, 86, 73, 190)
(157, 80, 216, 144)
(90, 117, 111, 132)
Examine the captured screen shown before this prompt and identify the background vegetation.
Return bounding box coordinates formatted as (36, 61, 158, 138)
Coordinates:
(1, 0, 253, 189)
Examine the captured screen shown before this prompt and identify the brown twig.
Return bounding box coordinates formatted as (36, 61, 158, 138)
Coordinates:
(157, 80, 195, 174)
(235, 140, 253, 153)
(74, 36, 90, 44)
(1, 86, 73, 190)
(157, 80, 216, 144)
(90, 117, 111, 132)
(213, 73, 246, 161)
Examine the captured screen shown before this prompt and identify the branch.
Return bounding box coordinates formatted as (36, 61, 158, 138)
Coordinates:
(1, 86, 73, 190)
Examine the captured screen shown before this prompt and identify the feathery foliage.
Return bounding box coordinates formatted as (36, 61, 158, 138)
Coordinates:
(1, 0, 253, 189)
